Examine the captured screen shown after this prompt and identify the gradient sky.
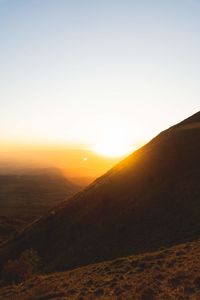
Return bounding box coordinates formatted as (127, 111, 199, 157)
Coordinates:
(0, 0, 200, 156)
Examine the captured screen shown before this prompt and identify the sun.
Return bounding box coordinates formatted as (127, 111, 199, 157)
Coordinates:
(93, 142, 131, 158)
(92, 123, 133, 158)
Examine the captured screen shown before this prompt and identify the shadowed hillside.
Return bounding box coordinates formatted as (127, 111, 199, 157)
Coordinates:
(0, 112, 199, 275)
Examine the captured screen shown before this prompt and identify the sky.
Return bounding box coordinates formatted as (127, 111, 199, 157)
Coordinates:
(0, 0, 200, 160)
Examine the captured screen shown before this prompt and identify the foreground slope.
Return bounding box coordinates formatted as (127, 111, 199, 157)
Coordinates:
(0, 112, 199, 273)
(1, 239, 200, 299)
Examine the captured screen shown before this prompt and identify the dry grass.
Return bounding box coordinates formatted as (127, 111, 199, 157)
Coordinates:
(1, 238, 200, 299)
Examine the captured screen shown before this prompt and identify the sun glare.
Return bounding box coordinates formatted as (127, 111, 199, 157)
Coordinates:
(93, 142, 131, 158)
(92, 122, 133, 158)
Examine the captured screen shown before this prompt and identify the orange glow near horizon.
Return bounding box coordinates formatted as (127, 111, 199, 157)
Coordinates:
(0, 141, 130, 180)
(0, 116, 138, 160)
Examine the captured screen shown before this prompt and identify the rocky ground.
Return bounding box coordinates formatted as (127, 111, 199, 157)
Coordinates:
(1, 238, 200, 299)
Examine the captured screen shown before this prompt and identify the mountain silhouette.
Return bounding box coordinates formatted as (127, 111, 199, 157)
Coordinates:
(0, 111, 199, 274)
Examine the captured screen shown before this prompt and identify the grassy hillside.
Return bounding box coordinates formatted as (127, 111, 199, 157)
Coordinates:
(0, 112, 199, 275)
(1, 238, 200, 299)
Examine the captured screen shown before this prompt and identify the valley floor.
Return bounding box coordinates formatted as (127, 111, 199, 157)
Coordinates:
(1, 238, 200, 299)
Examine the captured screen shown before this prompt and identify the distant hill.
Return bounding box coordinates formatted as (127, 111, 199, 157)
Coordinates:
(0, 112, 199, 274)
(1, 238, 200, 299)
(0, 168, 80, 222)
(0, 148, 120, 180)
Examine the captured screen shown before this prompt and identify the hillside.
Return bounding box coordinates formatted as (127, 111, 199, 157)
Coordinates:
(0, 169, 80, 222)
(0, 111, 199, 274)
(1, 238, 200, 299)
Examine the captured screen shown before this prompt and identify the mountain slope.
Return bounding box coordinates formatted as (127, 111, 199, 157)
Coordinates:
(0, 112, 199, 274)
(1, 238, 200, 299)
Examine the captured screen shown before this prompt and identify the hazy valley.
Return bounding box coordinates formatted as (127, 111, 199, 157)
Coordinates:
(0, 169, 81, 245)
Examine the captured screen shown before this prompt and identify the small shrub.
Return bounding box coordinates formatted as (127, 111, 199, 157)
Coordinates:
(3, 249, 41, 284)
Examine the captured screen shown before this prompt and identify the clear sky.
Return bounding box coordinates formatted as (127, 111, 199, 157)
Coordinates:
(0, 0, 199, 158)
